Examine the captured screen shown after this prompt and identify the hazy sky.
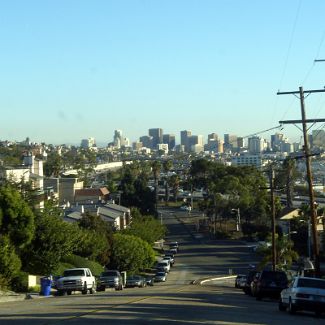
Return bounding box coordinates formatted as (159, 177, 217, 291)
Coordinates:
(1, 0, 325, 146)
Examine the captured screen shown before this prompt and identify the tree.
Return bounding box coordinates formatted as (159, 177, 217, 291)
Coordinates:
(121, 209, 166, 245)
(109, 233, 155, 273)
(256, 234, 299, 270)
(275, 158, 299, 208)
(77, 213, 113, 265)
(43, 152, 63, 177)
(163, 160, 173, 202)
(21, 201, 80, 275)
(0, 235, 22, 283)
(0, 185, 35, 250)
(119, 163, 155, 214)
(151, 160, 162, 211)
(74, 228, 110, 265)
(169, 174, 180, 202)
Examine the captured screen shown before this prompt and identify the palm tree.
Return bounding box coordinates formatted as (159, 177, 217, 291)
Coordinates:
(151, 160, 162, 211)
(163, 160, 173, 203)
(169, 174, 180, 202)
(256, 234, 299, 270)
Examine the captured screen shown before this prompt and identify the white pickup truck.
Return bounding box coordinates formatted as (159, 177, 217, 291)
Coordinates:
(56, 268, 97, 295)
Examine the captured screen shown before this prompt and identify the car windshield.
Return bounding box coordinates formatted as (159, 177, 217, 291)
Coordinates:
(101, 271, 118, 277)
(298, 278, 325, 289)
(63, 270, 85, 277)
(156, 272, 165, 276)
(262, 271, 287, 281)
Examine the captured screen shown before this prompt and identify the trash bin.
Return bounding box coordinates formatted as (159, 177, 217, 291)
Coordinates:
(40, 277, 52, 296)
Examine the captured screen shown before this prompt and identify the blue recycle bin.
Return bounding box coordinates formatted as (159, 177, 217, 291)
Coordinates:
(40, 277, 52, 296)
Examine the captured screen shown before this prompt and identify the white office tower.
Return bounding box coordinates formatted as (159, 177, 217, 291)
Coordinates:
(113, 130, 130, 148)
(248, 136, 265, 154)
(81, 137, 96, 149)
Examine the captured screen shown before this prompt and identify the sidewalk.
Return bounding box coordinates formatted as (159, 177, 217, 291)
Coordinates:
(0, 289, 55, 303)
(0, 290, 26, 303)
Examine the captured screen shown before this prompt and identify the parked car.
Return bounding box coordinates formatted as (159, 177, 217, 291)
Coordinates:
(163, 256, 175, 266)
(145, 276, 154, 286)
(125, 275, 146, 288)
(156, 260, 170, 273)
(235, 274, 247, 289)
(180, 205, 191, 212)
(251, 270, 288, 300)
(97, 270, 124, 291)
(242, 270, 259, 295)
(279, 276, 325, 316)
(154, 271, 167, 282)
(56, 268, 96, 295)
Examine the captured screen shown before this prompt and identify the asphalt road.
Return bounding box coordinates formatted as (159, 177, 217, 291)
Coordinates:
(0, 208, 323, 324)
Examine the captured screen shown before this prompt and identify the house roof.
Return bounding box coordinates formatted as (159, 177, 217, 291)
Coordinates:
(279, 207, 301, 220)
(64, 211, 83, 222)
(104, 203, 130, 213)
(98, 206, 121, 220)
(75, 187, 109, 197)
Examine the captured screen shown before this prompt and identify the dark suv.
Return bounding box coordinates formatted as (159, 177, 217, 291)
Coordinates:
(97, 270, 123, 291)
(251, 270, 288, 300)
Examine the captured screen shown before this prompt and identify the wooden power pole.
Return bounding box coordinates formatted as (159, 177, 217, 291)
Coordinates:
(269, 166, 276, 271)
(277, 86, 325, 277)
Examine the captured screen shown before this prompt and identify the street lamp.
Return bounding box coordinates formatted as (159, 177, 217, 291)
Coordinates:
(231, 208, 241, 232)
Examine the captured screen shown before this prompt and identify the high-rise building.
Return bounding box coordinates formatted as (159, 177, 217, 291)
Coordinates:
(208, 133, 218, 141)
(237, 137, 245, 149)
(271, 133, 284, 151)
(113, 130, 130, 148)
(224, 134, 237, 152)
(189, 135, 204, 152)
(312, 130, 325, 148)
(180, 130, 192, 152)
(81, 137, 96, 149)
(163, 134, 176, 150)
(248, 136, 265, 154)
(139, 135, 153, 148)
(149, 128, 163, 149)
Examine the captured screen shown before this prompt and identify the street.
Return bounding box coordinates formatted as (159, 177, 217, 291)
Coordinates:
(0, 208, 323, 324)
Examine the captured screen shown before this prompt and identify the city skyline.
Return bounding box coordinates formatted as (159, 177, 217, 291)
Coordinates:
(1, 1, 325, 144)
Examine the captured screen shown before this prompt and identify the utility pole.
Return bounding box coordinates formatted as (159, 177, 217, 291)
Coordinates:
(270, 166, 276, 271)
(277, 86, 325, 277)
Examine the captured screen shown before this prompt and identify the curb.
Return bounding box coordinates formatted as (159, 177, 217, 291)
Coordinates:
(194, 275, 237, 285)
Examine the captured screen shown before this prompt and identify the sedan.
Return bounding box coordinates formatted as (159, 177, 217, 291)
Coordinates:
(279, 276, 325, 316)
(145, 276, 154, 286)
(125, 275, 146, 288)
(154, 271, 167, 282)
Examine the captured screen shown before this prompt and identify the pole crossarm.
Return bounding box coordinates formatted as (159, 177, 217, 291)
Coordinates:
(277, 89, 325, 95)
(279, 119, 325, 124)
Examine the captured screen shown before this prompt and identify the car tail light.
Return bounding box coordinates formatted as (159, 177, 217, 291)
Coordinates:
(296, 293, 310, 299)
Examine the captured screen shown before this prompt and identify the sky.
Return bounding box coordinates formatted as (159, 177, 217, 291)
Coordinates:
(1, 0, 325, 146)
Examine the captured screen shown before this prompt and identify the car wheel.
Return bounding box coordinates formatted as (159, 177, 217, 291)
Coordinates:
(315, 310, 322, 317)
(82, 284, 88, 295)
(289, 299, 297, 314)
(89, 283, 96, 294)
(278, 301, 286, 312)
(256, 294, 262, 301)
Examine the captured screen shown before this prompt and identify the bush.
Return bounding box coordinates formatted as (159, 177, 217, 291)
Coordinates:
(214, 230, 231, 239)
(52, 262, 75, 276)
(0, 274, 9, 290)
(28, 285, 40, 293)
(10, 271, 29, 293)
(61, 255, 104, 276)
(241, 223, 269, 241)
